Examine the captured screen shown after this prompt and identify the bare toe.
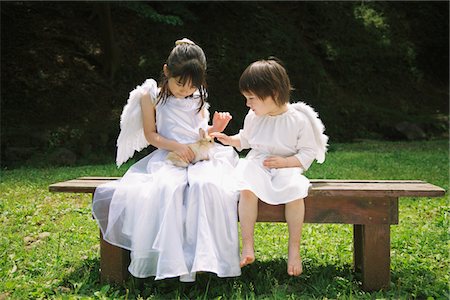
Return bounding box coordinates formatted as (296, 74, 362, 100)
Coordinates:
(240, 256, 255, 267)
(240, 246, 255, 267)
(287, 253, 303, 276)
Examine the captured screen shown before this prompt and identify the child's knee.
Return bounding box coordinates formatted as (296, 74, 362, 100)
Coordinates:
(240, 190, 258, 201)
(286, 198, 304, 207)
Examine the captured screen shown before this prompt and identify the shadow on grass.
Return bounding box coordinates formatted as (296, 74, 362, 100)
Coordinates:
(57, 256, 445, 299)
(57, 257, 361, 299)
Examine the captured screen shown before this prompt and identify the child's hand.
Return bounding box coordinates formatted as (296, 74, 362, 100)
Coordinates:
(174, 144, 195, 163)
(264, 156, 302, 169)
(263, 156, 289, 169)
(211, 111, 232, 133)
(210, 132, 241, 148)
(210, 132, 231, 145)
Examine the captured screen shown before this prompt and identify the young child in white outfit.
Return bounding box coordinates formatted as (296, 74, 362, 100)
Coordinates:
(212, 57, 328, 276)
(92, 38, 241, 282)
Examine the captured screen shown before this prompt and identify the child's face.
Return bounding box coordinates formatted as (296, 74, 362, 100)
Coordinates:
(168, 77, 197, 99)
(242, 91, 284, 116)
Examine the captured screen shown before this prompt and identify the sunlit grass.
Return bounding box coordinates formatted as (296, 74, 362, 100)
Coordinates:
(0, 139, 448, 299)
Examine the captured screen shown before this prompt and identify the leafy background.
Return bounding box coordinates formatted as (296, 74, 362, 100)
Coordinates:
(1, 1, 448, 168)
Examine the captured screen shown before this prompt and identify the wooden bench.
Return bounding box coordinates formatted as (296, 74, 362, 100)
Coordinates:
(49, 177, 445, 291)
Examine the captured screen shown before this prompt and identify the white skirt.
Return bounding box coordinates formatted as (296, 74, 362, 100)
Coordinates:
(234, 156, 310, 205)
(92, 144, 241, 281)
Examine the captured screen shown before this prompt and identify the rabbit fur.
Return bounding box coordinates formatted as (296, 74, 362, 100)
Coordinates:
(166, 128, 214, 167)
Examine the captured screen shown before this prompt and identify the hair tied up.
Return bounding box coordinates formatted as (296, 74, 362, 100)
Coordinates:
(175, 38, 196, 46)
(267, 56, 285, 67)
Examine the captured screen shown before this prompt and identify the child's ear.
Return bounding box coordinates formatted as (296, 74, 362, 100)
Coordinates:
(274, 92, 280, 104)
(163, 64, 170, 77)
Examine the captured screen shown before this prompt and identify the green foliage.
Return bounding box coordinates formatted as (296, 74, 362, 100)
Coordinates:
(47, 126, 83, 149)
(119, 2, 184, 26)
(1, 2, 448, 168)
(1, 140, 448, 299)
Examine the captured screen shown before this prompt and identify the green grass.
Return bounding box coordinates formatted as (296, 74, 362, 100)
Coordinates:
(1, 140, 448, 299)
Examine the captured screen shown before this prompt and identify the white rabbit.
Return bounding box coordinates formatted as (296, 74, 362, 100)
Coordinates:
(166, 128, 214, 167)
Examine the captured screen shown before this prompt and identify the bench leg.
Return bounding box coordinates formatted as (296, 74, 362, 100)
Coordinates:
(353, 224, 363, 273)
(100, 231, 130, 284)
(353, 224, 391, 291)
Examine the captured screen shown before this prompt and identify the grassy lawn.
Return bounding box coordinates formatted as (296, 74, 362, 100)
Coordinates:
(1, 140, 448, 299)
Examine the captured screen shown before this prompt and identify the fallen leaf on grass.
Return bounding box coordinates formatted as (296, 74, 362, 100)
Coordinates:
(38, 232, 51, 240)
(9, 264, 17, 274)
(0, 293, 11, 300)
(56, 286, 71, 293)
(24, 232, 51, 249)
(24, 236, 37, 245)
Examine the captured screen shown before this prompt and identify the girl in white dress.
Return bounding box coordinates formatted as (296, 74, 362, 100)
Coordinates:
(92, 38, 241, 282)
(212, 58, 328, 277)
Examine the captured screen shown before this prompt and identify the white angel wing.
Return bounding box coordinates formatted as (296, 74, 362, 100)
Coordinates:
(291, 101, 329, 163)
(116, 79, 158, 167)
(203, 102, 210, 124)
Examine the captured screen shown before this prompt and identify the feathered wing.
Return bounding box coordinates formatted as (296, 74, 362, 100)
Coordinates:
(203, 102, 210, 126)
(291, 101, 329, 163)
(116, 79, 158, 167)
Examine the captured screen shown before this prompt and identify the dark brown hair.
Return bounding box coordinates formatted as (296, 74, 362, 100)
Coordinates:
(239, 57, 293, 106)
(157, 40, 207, 112)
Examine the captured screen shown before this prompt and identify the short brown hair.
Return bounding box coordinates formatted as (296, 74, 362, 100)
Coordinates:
(239, 57, 293, 106)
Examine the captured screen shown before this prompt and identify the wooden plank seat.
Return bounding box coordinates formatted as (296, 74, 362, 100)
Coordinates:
(49, 177, 445, 291)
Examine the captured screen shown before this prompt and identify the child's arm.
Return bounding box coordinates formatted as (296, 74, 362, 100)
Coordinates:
(263, 156, 304, 169)
(210, 132, 241, 149)
(264, 114, 318, 170)
(141, 93, 195, 162)
(209, 111, 232, 134)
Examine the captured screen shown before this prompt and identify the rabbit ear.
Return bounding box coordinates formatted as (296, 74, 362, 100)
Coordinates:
(199, 128, 205, 138)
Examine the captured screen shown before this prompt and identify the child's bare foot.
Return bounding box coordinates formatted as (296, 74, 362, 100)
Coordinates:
(287, 247, 303, 276)
(240, 245, 255, 267)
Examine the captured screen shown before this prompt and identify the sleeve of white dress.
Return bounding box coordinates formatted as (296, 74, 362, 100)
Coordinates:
(292, 102, 329, 170)
(236, 110, 253, 151)
(115, 79, 158, 167)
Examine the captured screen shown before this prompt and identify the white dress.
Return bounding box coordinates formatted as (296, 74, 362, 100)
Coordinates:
(235, 103, 328, 204)
(92, 79, 241, 282)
